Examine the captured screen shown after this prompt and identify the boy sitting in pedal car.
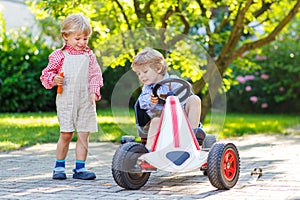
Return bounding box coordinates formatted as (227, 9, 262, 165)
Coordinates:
(131, 47, 206, 150)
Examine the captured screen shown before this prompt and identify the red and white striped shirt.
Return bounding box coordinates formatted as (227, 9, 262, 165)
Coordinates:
(40, 43, 103, 100)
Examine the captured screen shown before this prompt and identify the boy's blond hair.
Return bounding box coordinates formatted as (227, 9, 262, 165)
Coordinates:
(132, 47, 168, 75)
(61, 14, 92, 37)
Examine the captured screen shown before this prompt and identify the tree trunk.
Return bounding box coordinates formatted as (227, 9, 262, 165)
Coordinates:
(193, 56, 225, 122)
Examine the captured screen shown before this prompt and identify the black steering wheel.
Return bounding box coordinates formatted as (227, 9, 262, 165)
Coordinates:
(152, 78, 192, 104)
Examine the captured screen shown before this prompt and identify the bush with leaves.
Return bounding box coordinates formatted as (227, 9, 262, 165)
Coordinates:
(101, 61, 141, 108)
(0, 14, 55, 112)
(227, 18, 300, 113)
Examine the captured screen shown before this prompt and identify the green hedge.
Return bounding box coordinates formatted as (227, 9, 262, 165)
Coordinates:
(227, 33, 300, 113)
(0, 15, 56, 112)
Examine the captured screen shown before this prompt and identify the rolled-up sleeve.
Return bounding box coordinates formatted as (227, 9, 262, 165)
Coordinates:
(138, 83, 171, 110)
(40, 50, 64, 89)
(88, 50, 103, 101)
(139, 85, 152, 110)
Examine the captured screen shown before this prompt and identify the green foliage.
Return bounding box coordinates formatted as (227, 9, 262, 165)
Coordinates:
(26, 0, 300, 88)
(259, 22, 300, 104)
(24, 0, 300, 117)
(0, 14, 55, 112)
(27, 0, 214, 81)
(227, 17, 300, 113)
(101, 61, 140, 107)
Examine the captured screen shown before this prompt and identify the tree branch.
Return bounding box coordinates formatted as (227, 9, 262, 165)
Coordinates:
(114, 0, 132, 30)
(195, 0, 213, 36)
(218, 0, 253, 62)
(232, 0, 300, 63)
(159, 8, 175, 49)
(133, 0, 144, 19)
(161, 8, 175, 29)
(195, 0, 206, 16)
(167, 4, 190, 47)
(133, 0, 155, 20)
(145, 0, 154, 14)
(214, 9, 231, 34)
(253, 1, 272, 18)
(193, 0, 254, 94)
(195, 0, 215, 55)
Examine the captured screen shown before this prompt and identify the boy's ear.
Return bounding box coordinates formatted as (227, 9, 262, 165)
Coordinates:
(157, 67, 163, 74)
(62, 33, 68, 41)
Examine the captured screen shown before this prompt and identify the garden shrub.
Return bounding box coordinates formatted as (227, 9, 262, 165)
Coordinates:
(101, 61, 140, 108)
(227, 22, 300, 114)
(0, 14, 55, 112)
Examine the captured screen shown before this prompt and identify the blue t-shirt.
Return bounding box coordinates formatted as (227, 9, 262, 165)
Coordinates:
(138, 73, 190, 110)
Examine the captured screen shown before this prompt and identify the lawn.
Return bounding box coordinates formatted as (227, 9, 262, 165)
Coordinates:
(0, 109, 299, 151)
(220, 113, 300, 137)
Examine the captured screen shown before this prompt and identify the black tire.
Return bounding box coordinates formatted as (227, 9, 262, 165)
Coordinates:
(202, 134, 217, 149)
(207, 143, 240, 190)
(112, 142, 150, 190)
(120, 135, 135, 144)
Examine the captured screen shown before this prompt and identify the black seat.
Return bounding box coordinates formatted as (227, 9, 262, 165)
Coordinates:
(134, 100, 150, 140)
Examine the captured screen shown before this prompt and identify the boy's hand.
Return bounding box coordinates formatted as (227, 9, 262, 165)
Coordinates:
(150, 94, 158, 105)
(90, 93, 97, 107)
(54, 75, 64, 86)
(159, 94, 167, 100)
(151, 94, 167, 105)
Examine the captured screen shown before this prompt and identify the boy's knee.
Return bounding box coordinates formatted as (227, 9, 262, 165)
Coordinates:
(187, 95, 201, 105)
(191, 94, 201, 102)
(151, 117, 160, 124)
(60, 132, 73, 142)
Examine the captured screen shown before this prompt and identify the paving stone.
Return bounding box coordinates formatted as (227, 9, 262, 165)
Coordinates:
(1, 134, 300, 199)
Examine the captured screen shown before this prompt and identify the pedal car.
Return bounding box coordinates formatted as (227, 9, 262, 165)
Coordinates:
(111, 78, 240, 190)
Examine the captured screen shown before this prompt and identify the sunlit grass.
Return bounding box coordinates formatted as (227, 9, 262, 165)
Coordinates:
(0, 109, 136, 151)
(219, 113, 300, 138)
(0, 109, 299, 152)
(0, 141, 20, 151)
(1, 116, 58, 127)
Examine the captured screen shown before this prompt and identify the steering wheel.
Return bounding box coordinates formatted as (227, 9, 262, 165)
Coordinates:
(152, 78, 192, 104)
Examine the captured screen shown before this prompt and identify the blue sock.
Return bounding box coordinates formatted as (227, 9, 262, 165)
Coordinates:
(75, 160, 85, 170)
(55, 159, 65, 168)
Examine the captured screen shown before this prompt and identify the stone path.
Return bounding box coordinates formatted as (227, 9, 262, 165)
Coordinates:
(1, 134, 300, 199)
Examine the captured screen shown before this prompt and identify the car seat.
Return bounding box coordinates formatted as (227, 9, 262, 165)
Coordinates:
(134, 100, 150, 144)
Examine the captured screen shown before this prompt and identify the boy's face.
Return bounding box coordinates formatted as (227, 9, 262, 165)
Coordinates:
(134, 65, 164, 85)
(63, 32, 89, 51)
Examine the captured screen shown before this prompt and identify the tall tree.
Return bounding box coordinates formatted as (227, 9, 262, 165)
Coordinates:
(29, 0, 300, 121)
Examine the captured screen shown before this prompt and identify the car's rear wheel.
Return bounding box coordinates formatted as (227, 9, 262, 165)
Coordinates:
(207, 143, 240, 189)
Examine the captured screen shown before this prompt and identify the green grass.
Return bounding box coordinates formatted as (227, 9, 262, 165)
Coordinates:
(0, 109, 299, 152)
(0, 109, 137, 152)
(219, 113, 300, 138)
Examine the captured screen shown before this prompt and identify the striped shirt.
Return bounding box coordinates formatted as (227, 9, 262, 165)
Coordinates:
(40, 43, 103, 100)
(139, 73, 190, 110)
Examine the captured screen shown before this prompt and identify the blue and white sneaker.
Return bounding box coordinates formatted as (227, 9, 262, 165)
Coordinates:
(72, 168, 96, 180)
(52, 167, 67, 180)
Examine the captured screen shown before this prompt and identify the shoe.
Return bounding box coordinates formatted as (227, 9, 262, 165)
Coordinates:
(53, 167, 67, 180)
(72, 168, 96, 180)
(193, 127, 206, 146)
